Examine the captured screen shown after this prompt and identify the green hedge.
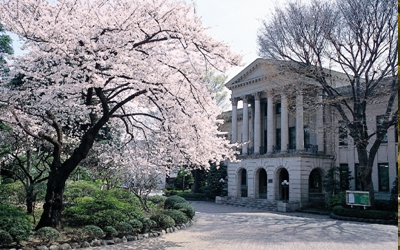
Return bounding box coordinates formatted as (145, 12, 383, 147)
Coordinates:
(150, 214, 175, 229)
(0, 204, 32, 244)
(162, 210, 189, 224)
(164, 196, 187, 209)
(173, 203, 195, 219)
(332, 205, 397, 220)
(177, 192, 206, 200)
(63, 195, 143, 228)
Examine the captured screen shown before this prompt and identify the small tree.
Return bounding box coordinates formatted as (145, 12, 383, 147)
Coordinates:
(174, 168, 194, 191)
(202, 163, 227, 199)
(323, 165, 353, 196)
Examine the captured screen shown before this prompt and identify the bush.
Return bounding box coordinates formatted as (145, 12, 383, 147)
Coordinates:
(150, 214, 176, 229)
(0, 204, 32, 243)
(374, 200, 393, 211)
(140, 218, 157, 233)
(106, 189, 142, 207)
(103, 226, 118, 239)
(148, 195, 167, 206)
(128, 219, 143, 232)
(64, 180, 100, 204)
(162, 210, 189, 224)
(173, 203, 195, 219)
(115, 222, 135, 236)
(326, 192, 346, 209)
(177, 192, 206, 200)
(62, 194, 143, 228)
(34, 227, 60, 243)
(82, 225, 104, 240)
(333, 205, 397, 220)
(0, 230, 13, 247)
(164, 195, 187, 209)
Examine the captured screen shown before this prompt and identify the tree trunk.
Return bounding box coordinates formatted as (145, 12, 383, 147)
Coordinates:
(35, 171, 68, 230)
(25, 185, 34, 215)
(356, 142, 378, 208)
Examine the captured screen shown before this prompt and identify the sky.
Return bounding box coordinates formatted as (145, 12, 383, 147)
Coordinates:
(10, 0, 284, 81)
(184, 0, 284, 81)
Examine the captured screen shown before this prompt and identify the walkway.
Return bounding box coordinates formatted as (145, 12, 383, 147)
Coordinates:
(99, 201, 398, 250)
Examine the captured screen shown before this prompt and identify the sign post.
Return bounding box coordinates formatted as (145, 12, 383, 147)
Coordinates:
(346, 190, 370, 209)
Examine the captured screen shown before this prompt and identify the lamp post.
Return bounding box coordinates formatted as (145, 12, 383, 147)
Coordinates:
(281, 180, 289, 203)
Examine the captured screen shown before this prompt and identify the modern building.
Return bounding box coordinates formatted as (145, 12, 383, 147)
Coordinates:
(218, 58, 398, 211)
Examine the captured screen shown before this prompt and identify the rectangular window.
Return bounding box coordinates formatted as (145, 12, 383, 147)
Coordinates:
(339, 122, 348, 146)
(289, 127, 296, 149)
(339, 164, 351, 191)
(276, 103, 281, 114)
(304, 126, 310, 147)
(355, 164, 361, 190)
(376, 115, 388, 143)
(378, 163, 389, 192)
(264, 103, 268, 116)
(276, 129, 281, 150)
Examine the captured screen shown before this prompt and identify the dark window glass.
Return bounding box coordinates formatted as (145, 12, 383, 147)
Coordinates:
(289, 127, 296, 149)
(276, 103, 281, 114)
(378, 163, 389, 192)
(276, 129, 281, 150)
(304, 126, 310, 147)
(339, 122, 348, 146)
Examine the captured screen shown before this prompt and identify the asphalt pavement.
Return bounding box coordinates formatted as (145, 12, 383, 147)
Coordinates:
(98, 201, 398, 250)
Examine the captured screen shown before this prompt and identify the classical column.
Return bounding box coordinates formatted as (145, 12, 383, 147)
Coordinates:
(254, 93, 261, 154)
(231, 98, 238, 144)
(267, 91, 274, 153)
(281, 93, 288, 152)
(296, 92, 304, 151)
(242, 96, 249, 155)
(316, 94, 324, 152)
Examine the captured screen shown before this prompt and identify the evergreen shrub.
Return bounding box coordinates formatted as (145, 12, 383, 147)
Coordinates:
(173, 203, 195, 219)
(34, 227, 60, 243)
(140, 218, 157, 233)
(115, 222, 135, 236)
(333, 205, 397, 220)
(0, 229, 13, 247)
(0, 204, 32, 243)
(162, 210, 189, 224)
(103, 226, 118, 239)
(150, 214, 175, 229)
(82, 225, 104, 240)
(164, 195, 187, 209)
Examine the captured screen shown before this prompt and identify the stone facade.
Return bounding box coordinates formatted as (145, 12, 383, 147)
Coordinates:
(220, 58, 398, 211)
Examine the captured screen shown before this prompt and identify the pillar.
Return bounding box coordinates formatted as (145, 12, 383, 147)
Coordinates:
(267, 91, 274, 153)
(231, 98, 238, 144)
(296, 92, 304, 151)
(316, 94, 324, 153)
(254, 93, 261, 154)
(281, 93, 288, 152)
(242, 96, 249, 155)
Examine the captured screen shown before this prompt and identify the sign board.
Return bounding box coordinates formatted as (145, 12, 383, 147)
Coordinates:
(346, 190, 370, 207)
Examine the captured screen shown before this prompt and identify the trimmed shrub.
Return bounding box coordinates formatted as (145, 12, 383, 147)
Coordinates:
(162, 210, 189, 224)
(64, 180, 100, 204)
(34, 227, 60, 243)
(128, 219, 143, 232)
(115, 222, 135, 236)
(0, 204, 32, 243)
(0, 230, 13, 247)
(164, 195, 187, 209)
(150, 214, 176, 229)
(177, 192, 206, 200)
(62, 194, 143, 228)
(333, 205, 397, 220)
(106, 189, 142, 207)
(82, 225, 104, 240)
(140, 218, 157, 233)
(148, 195, 167, 206)
(173, 203, 195, 219)
(326, 192, 346, 209)
(103, 226, 118, 239)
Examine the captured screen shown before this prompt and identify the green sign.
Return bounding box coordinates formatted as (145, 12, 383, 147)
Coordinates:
(346, 191, 370, 206)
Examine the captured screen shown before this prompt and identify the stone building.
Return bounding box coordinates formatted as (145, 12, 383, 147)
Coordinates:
(218, 58, 398, 211)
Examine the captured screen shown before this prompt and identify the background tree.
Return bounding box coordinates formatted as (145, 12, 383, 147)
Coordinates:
(0, 0, 240, 229)
(257, 0, 397, 206)
(203, 71, 230, 110)
(0, 23, 13, 75)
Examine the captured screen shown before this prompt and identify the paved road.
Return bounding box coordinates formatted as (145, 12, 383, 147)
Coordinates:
(99, 201, 398, 250)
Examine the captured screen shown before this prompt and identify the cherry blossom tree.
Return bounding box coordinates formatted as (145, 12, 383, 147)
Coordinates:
(257, 0, 397, 206)
(0, 0, 241, 229)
